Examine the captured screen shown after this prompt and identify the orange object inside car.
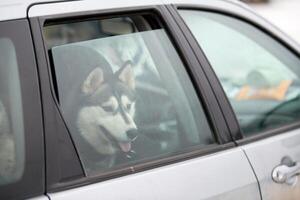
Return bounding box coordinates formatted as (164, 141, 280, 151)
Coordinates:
(236, 80, 292, 101)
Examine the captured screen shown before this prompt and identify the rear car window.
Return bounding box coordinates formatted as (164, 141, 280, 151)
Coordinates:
(44, 14, 215, 175)
(0, 19, 44, 199)
(0, 38, 24, 185)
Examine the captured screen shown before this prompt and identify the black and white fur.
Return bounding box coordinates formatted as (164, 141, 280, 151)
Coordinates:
(77, 61, 138, 168)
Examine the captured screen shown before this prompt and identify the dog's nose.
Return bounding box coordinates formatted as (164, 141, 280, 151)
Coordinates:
(126, 129, 138, 141)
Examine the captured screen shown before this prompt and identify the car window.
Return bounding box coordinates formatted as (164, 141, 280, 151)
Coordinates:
(0, 38, 24, 186)
(43, 15, 215, 176)
(179, 10, 300, 137)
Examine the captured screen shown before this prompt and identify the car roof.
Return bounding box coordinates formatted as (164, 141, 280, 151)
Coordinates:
(2, 0, 299, 53)
(0, 0, 59, 21)
(0, 0, 245, 21)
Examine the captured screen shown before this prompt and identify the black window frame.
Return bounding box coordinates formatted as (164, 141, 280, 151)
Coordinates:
(170, 4, 300, 144)
(29, 4, 234, 193)
(0, 19, 44, 199)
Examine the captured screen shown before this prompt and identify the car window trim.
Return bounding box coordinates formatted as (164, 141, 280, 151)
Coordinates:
(30, 4, 234, 192)
(171, 4, 300, 144)
(167, 5, 242, 142)
(0, 19, 45, 199)
(29, 16, 86, 192)
(48, 143, 234, 193)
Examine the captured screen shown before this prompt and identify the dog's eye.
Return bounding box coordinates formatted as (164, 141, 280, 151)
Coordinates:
(102, 105, 114, 112)
(126, 103, 132, 110)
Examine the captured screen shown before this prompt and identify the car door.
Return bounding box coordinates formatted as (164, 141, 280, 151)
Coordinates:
(29, 1, 260, 199)
(174, 1, 300, 199)
(0, 19, 45, 199)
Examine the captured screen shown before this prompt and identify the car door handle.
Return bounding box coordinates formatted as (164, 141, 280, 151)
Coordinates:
(272, 161, 300, 186)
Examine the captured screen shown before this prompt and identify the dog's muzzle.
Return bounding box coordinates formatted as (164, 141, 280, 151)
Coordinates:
(99, 125, 138, 153)
(118, 129, 138, 153)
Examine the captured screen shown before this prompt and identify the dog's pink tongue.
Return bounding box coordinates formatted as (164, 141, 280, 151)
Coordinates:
(119, 142, 131, 152)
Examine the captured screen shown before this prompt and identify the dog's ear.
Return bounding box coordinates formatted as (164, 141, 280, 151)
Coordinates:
(82, 68, 104, 95)
(117, 61, 135, 90)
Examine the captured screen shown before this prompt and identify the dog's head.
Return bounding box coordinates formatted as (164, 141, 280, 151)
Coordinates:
(80, 61, 137, 153)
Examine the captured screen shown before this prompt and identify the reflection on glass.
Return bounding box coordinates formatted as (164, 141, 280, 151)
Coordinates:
(48, 19, 214, 175)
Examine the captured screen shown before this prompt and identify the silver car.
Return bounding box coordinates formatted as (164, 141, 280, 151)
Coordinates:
(1, 0, 300, 199)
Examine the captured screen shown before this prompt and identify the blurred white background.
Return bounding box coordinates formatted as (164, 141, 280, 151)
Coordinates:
(245, 0, 300, 44)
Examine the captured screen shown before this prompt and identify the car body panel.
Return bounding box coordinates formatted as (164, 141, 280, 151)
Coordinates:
(28, 196, 49, 200)
(28, 0, 164, 18)
(0, 0, 59, 21)
(48, 148, 260, 200)
(243, 129, 300, 200)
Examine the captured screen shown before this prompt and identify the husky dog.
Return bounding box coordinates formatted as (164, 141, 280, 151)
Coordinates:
(52, 45, 139, 170)
(77, 60, 138, 168)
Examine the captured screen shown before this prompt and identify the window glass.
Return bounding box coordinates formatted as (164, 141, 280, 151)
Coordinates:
(0, 38, 24, 185)
(44, 15, 214, 175)
(180, 10, 300, 136)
